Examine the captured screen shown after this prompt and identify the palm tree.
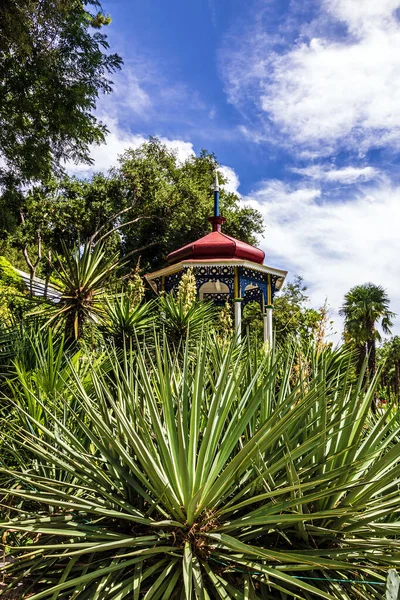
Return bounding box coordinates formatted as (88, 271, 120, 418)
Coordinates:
(339, 283, 395, 380)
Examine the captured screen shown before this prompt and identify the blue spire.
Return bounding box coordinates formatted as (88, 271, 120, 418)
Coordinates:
(214, 170, 220, 217)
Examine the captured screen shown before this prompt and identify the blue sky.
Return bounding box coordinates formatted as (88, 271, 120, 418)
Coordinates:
(71, 0, 400, 340)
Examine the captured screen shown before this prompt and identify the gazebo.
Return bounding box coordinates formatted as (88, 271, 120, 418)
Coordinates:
(145, 173, 287, 343)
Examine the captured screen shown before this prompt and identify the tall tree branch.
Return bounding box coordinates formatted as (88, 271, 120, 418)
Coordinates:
(93, 216, 150, 246)
(89, 205, 137, 245)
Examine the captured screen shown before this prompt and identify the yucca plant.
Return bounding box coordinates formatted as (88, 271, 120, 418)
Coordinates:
(0, 328, 101, 492)
(0, 319, 38, 382)
(101, 296, 155, 347)
(0, 322, 23, 385)
(7, 329, 96, 429)
(1, 337, 400, 599)
(35, 241, 122, 341)
(0, 318, 58, 399)
(159, 294, 218, 347)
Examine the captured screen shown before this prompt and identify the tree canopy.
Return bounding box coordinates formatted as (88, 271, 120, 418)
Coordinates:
(0, 0, 121, 184)
(1, 138, 264, 280)
(242, 276, 333, 349)
(114, 140, 264, 271)
(378, 336, 400, 403)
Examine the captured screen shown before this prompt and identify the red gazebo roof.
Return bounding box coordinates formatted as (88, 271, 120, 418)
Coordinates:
(167, 226, 265, 265)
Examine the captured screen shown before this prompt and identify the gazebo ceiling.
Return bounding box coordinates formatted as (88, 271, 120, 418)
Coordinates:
(166, 230, 265, 265)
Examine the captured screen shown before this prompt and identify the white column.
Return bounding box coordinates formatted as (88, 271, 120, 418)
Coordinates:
(234, 300, 242, 341)
(263, 306, 273, 346)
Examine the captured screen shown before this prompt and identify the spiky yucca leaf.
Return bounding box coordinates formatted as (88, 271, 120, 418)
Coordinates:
(101, 296, 155, 347)
(0, 337, 398, 599)
(34, 241, 122, 340)
(159, 295, 218, 347)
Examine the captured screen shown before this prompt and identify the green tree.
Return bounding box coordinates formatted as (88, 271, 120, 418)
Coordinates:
(2, 174, 136, 293)
(339, 283, 395, 380)
(0, 0, 121, 184)
(1, 139, 264, 277)
(242, 277, 332, 348)
(274, 276, 332, 347)
(114, 139, 264, 271)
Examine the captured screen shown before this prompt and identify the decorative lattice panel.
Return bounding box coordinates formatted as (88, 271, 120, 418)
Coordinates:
(242, 286, 264, 310)
(165, 269, 185, 293)
(152, 265, 280, 305)
(203, 292, 231, 306)
(271, 275, 279, 301)
(239, 267, 268, 305)
(193, 266, 235, 297)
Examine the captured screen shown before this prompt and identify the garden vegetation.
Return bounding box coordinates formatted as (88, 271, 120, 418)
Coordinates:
(0, 256, 399, 598)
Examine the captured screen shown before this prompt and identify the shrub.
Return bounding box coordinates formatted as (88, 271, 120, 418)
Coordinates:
(0, 256, 29, 323)
(101, 296, 155, 348)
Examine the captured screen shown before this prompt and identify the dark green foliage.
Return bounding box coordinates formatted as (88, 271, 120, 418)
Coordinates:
(116, 141, 264, 271)
(242, 300, 264, 346)
(242, 276, 331, 348)
(0, 0, 122, 183)
(274, 276, 328, 346)
(377, 336, 400, 403)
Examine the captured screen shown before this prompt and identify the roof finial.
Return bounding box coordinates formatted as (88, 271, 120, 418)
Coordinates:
(208, 168, 226, 232)
(214, 170, 220, 193)
(214, 169, 220, 217)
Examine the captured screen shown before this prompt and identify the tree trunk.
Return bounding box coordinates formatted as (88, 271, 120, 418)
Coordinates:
(21, 229, 42, 298)
(357, 343, 367, 378)
(367, 338, 376, 381)
(44, 275, 49, 300)
(64, 308, 85, 343)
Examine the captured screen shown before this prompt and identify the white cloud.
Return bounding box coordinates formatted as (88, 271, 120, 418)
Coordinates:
(292, 165, 379, 184)
(113, 71, 152, 118)
(223, 0, 400, 152)
(97, 54, 207, 124)
(67, 118, 194, 177)
(325, 0, 400, 35)
(243, 179, 400, 339)
(261, 29, 400, 150)
(219, 165, 240, 195)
